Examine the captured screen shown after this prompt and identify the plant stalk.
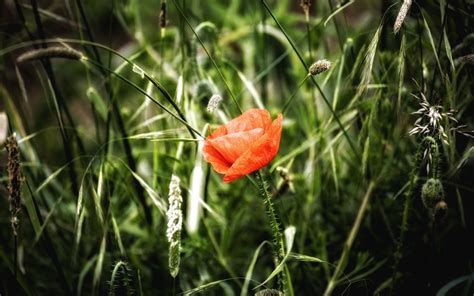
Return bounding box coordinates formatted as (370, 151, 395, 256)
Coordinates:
(324, 181, 376, 296)
(256, 171, 286, 292)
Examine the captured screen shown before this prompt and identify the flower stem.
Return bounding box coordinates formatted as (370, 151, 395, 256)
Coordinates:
(256, 171, 286, 292)
(389, 136, 434, 294)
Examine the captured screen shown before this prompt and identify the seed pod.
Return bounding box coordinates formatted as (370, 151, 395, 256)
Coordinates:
(421, 178, 444, 210)
(433, 201, 448, 223)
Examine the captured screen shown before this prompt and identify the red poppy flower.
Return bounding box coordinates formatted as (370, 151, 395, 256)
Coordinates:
(203, 109, 283, 183)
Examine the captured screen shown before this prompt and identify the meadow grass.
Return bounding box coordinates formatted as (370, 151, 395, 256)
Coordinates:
(0, 0, 473, 295)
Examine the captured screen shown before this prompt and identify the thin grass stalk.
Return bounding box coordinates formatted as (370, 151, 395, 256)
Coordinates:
(427, 1, 449, 101)
(327, 0, 344, 53)
(19, 0, 82, 195)
(416, 15, 425, 89)
(24, 179, 71, 292)
(171, 0, 243, 114)
(282, 75, 310, 114)
(82, 58, 201, 136)
(261, 0, 360, 160)
(256, 171, 286, 293)
(73, 0, 153, 224)
(323, 181, 376, 296)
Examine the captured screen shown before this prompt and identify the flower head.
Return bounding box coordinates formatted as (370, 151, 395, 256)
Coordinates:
(203, 109, 283, 183)
(408, 93, 456, 145)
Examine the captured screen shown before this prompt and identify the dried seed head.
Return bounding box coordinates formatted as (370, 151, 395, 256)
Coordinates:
(457, 54, 474, 65)
(300, 0, 311, 21)
(255, 289, 284, 296)
(160, 0, 168, 36)
(16, 47, 83, 63)
(206, 94, 222, 113)
(0, 112, 8, 146)
(309, 59, 331, 76)
(166, 174, 183, 278)
(421, 178, 444, 211)
(6, 134, 23, 236)
(394, 0, 412, 34)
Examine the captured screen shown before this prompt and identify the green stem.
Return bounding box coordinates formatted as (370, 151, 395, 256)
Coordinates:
(256, 171, 286, 292)
(323, 181, 376, 296)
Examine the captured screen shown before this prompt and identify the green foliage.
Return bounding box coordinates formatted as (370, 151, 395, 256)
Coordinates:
(0, 0, 473, 295)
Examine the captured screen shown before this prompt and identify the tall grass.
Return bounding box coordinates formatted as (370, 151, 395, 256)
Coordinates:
(0, 0, 473, 295)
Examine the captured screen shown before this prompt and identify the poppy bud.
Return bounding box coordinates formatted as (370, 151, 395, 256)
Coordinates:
(433, 200, 448, 223)
(421, 178, 444, 210)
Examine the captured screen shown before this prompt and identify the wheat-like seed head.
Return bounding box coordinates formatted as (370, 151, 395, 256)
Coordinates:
(167, 174, 183, 278)
(394, 0, 412, 34)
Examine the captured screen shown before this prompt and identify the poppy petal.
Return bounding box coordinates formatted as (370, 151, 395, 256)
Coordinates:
(208, 128, 265, 163)
(224, 109, 272, 134)
(223, 114, 282, 182)
(203, 141, 232, 174)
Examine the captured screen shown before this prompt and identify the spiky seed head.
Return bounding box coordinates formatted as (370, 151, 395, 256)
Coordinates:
(409, 93, 457, 145)
(206, 94, 222, 113)
(309, 59, 331, 76)
(394, 0, 412, 34)
(255, 289, 284, 296)
(6, 133, 23, 236)
(421, 178, 444, 210)
(167, 174, 183, 278)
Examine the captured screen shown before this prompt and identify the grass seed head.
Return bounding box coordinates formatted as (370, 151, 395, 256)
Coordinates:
(207, 94, 222, 113)
(6, 133, 22, 236)
(309, 59, 331, 76)
(394, 0, 412, 34)
(167, 174, 183, 278)
(0, 112, 7, 146)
